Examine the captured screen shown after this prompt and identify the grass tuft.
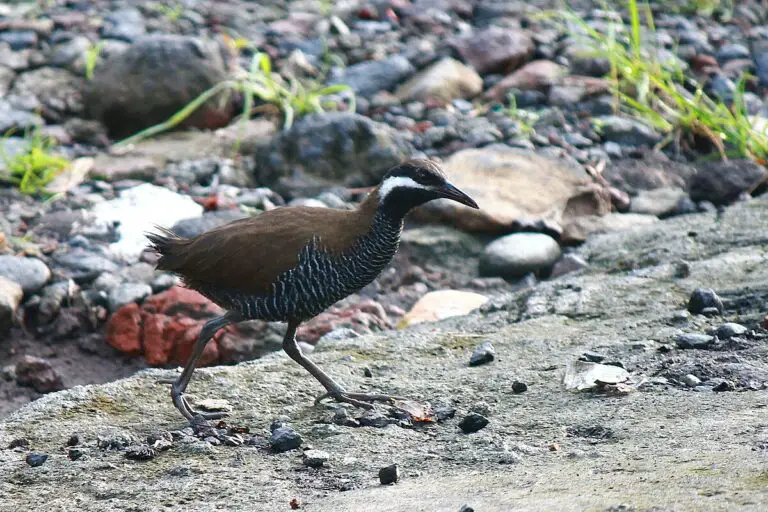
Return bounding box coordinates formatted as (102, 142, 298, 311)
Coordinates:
(540, 0, 768, 163)
(0, 127, 70, 196)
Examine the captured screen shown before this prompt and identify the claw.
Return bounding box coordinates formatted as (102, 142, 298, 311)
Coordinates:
(171, 382, 229, 421)
(315, 389, 405, 410)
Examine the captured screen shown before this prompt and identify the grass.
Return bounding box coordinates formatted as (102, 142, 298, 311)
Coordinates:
(114, 46, 355, 149)
(0, 127, 70, 196)
(84, 41, 104, 80)
(539, 0, 768, 163)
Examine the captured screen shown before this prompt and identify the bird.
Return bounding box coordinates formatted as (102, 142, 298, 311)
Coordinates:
(146, 158, 479, 422)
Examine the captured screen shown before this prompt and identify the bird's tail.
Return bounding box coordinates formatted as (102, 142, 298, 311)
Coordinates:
(145, 225, 189, 271)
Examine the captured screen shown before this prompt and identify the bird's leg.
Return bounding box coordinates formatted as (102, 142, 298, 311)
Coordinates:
(167, 312, 240, 422)
(282, 321, 405, 409)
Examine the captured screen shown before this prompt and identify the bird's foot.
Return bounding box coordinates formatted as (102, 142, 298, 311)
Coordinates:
(315, 388, 406, 410)
(170, 382, 229, 422)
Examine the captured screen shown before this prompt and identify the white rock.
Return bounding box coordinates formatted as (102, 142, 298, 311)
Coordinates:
(91, 183, 203, 263)
(398, 290, 488, 328)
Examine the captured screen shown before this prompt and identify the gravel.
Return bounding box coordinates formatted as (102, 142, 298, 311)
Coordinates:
(458, 413, 489, 434)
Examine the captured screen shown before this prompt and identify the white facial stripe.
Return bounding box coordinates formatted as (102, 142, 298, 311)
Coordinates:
(378, 176, 429, 203)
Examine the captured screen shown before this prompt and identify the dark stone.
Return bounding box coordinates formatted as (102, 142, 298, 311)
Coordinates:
(25, 453, 48, 467)
(363, 367, 373, 378)
(378, 463, 400, 485)
(512, 381, 528, 393)
(101, 8, 146, 42)
(15, 355, 64, 393)
(358, 410, 394, 428)
(715, 323, 748, 339)
(66, 434, 79, 446)
(434, 406, 456, 422)
(687, 288, 724, 315)
(469, 341, 496, 366)
(270, 426, 303, 453)
(459, 412, 489, 434)
(0, 99, 44, 135)
(328, 55, 415, 97)
(596, 116, 662, 147)
(580, 351, 606, 363)
(85, 35, 236, 139)
(8, 438, 29, 449)
(675, 333, 715, 349)
(125, 444, 156, 461)
(688, 160, 768, 206)
(0, 31, 38, 50)
(713, 380, 736, 392)
(68, 448, 86, 461)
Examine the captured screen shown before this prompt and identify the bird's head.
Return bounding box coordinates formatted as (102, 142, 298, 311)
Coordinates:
(376, 159, 479, 218)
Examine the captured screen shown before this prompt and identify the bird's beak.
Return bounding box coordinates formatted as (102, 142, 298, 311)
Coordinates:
(437, 181, 479, 209)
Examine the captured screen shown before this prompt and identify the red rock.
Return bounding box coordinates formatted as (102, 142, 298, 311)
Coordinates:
(142, 313, 174, 366)
(170, 317, 220, 367)
(106, 303, 143, 355)
(690, 54, 718, 72)
(144, 286, 224, 318)
(297, 299, 391, 343)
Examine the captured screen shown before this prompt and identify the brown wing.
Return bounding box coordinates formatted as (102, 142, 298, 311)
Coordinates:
(150, 203, 376, 295)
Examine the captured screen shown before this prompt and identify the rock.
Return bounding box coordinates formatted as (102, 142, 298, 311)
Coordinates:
(397, 290, 488, 328)
(270, 426, 302, 453)
(395, 58, 482, 103)
(681, 374, 702, 387)
(0, 277, 22, 336)
(10, 67, 85, 117)
(25, 453, 48, 467)
(563, 361, 630, 391)
(85, 35, 236, 139)
(479, 233, 561, 279)
(303, 449, 330, 468)
(561, 213, 659, 244)
(297, 299, 391, 343)
(107, 283, 152, 312)
(459, 413, 489, 434)
(378, 463, 400, 485)
(716, 43, 750, 63)
(101, 7, 146, 42)
(399, 226, 484, 275)
(411, 145, 594, 233)
(0, 66, 14, 96)
(54, 249, 120, 275)
(0, 255, 51, 295)
(169, 210, 248, 239)
(0, 31, 37, 51)
(595, 116, 662, 147)
(91, 183, 203, 264)
(550, 254, 589, 278)
(601, 157, 697, 196)
(688, 160, 768, 206)
(676, 333, 715, 349)
(15, 355, 64, 393)
(252, 112, 414, 191)
(451, 27, 534, 75)
(125, 444, 155, 461)
(329, 55, 414, 97)
(511, 381, 528, 393)
(105, 303, 143, 356)
(629, 187, 689, 217)
(687, 288, 724, 316)
(469, 341, 496, 367)
(0, 99, 44, 135)
(715, 323, 747, 339)
(484, 60, 567, 102)
(548, 76, 610, 106)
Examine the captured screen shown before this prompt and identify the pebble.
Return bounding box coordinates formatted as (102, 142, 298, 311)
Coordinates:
(378, 463, 400, 485)
(303, 449, 330, 468)
(125, 444, 156, 461)
(0, 255, 51, 295)
(596, 115, 662, 147)
(68, 447, 86, 461)
(681, 374, 701, 387)
(713, 380, 736, 392)
(329, 55, 415, 98)
(25, 453, 48, 467)
(459, 413, 489, 434)
(101, 7, 146, 42)
(479, 233, 562, 280)
(358, 410, 394, 428)
(107, 283, 152, 312)
(270, 426, 303, 453)
(687, 288, 724, 316)
(469, 341, 496, 367)
(459, 505, 475, 512)
(716, 323, 748, 339)
(550, 254, 589, 278)
(512, 381, 528, 393)
(675, 333, 715, 349)
(15, 355, 64, 393)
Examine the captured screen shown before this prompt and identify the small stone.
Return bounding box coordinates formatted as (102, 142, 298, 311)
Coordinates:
(550, 254, 589, 278)
(107, 283, 152, 312)
(687, 288, 724, 315)
(596, 116, 662, 147)
(358, 410, 394, 428)
(395, 58, 482, 103)
(716, 323, 747, 339)
(459, 412, 489, 434)
(378, 463, 400, 485)
(125, 444, 156, 461)
(713, 380, 736, 392)
(469, 341, 496, 367)
(580, 351, 606, 363)
(328, 55, 414, 98)
(0, 255, 51, 295)
(479, 233, 562, 280)
(270, 426, 303, 453)
(332, 408, 360, 427)
(675, 333, 715, 349)
(303, 449, 330, 468)
(512, 381, 528, 393)
(0, 276, 22, 336)
(68, 448, 86, 461)
(459, 505, 475, 512)
(700, 307, 721, 317)
(66, 434, 79, 447)
(8, 438, 29, 449)
(15, 355, 64, 393)
(681, 374, 701, 387)
(26, 453, 48, 467)
(434, 406, 456, 422)
(363, 367, 373, 378)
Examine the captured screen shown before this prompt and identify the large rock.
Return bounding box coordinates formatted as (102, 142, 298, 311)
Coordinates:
(688, 159, 768, 205)
(412, 145, 601, 234)
(451, 26, 534, 75)
(251, 112, 414, 192)
(85, 35, 237, 140)
(397, 290, 488, 328)
(395, 58, 482, 103)
(4, 200, 768, 510)
(328, 55, 415, 98)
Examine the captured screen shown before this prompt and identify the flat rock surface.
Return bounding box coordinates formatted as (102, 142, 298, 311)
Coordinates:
(2, 199, 768, 511)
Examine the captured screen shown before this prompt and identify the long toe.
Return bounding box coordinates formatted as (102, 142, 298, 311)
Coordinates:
(316, 390, 405, 409)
